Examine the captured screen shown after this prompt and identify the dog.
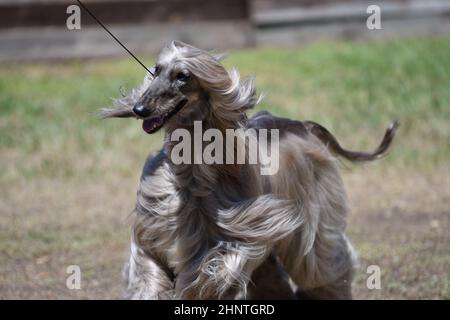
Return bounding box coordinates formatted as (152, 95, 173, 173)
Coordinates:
(100, 41, 398, 299)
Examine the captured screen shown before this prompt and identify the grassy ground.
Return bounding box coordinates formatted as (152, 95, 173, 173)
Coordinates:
(0, 37, 449, 299)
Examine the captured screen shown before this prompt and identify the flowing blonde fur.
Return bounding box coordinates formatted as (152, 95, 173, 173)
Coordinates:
(102, 41, 398, 300)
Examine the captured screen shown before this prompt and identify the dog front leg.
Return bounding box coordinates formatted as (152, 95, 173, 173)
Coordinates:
(124, 241, 174, 300)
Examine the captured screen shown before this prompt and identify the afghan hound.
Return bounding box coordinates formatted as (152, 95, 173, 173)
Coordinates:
(100, 41, 398, 300)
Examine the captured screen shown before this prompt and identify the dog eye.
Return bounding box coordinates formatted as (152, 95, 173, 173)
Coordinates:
(176, 72, 190, 82)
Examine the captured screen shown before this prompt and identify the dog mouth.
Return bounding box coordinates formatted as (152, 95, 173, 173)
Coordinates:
(142, 99, 188, 134)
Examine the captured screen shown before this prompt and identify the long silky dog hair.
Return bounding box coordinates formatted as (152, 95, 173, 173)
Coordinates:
(101, 41, 398, 299)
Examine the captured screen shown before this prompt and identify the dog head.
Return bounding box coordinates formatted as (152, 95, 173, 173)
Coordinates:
(100, 41, 258, 134)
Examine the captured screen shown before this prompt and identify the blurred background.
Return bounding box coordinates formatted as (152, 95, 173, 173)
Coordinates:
(0, 0, 449, 299)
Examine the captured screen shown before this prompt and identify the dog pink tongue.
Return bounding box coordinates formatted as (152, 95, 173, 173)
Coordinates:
(142, 117, 164, 134)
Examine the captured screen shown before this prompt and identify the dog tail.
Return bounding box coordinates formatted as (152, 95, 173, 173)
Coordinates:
(304, 120, 399, 162)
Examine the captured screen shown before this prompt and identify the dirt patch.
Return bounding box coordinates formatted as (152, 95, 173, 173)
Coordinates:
(0, 167, 448, 299)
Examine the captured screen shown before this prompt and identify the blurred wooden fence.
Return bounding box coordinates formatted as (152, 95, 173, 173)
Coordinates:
(0, 0, 449, 61)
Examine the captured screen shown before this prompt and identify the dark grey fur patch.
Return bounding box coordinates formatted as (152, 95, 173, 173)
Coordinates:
(140, 149, 167, 181)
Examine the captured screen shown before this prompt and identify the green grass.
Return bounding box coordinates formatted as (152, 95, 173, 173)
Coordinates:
(0, 36, 449, 299)
(1, 37, 450, 182)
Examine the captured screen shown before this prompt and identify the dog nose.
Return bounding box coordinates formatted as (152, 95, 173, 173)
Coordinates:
(133, 104, 151, 118)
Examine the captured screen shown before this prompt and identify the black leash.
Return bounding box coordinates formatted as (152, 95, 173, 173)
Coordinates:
(76, 0, 154, 76)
